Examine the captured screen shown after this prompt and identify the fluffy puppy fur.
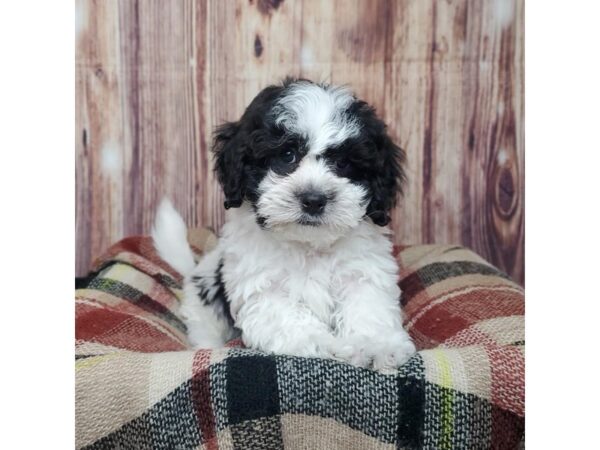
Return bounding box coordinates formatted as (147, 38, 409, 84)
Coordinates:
(153, 78, 416, 369)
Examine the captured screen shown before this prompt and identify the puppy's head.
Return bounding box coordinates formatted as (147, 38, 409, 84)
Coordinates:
(214, 78, 405, 244)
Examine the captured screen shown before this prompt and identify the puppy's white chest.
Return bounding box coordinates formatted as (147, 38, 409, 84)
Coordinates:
(224, 242, 343, 324)
(285, 252, 340, 321)
(221, 214, 395, 327)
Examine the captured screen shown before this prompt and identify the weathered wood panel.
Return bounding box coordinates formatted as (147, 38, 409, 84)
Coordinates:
(76, 0, 524, 284)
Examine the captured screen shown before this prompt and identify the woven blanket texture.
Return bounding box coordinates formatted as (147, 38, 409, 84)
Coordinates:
(75, 228, 524, 449)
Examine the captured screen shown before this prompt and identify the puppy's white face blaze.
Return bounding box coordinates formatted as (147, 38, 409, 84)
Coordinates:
(272, 82, 361, 154)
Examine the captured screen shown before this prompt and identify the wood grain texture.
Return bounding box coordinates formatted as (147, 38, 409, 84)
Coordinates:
(76, 0, 524, 284)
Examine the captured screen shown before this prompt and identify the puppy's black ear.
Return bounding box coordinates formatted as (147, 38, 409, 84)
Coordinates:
(366, 126, 406, 227)
(213, 122, 246, 209)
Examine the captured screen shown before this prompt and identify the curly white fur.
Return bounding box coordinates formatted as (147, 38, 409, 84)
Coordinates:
(153, 203, 415, 370)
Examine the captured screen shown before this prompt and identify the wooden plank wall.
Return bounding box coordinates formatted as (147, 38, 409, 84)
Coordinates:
(76, 0, 524, 284)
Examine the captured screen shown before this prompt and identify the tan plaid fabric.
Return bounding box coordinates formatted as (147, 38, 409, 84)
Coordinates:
(76, 230, 524, 449)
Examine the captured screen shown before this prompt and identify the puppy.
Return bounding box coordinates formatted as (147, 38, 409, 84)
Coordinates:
(153, 78, 416, 369)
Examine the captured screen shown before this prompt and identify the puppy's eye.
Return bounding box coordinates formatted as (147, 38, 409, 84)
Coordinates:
(281, 150, 296, 164)
(336, 159, 349, 169)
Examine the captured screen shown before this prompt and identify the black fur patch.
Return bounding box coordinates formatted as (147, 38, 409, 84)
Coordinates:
(191, 258, 234, 327)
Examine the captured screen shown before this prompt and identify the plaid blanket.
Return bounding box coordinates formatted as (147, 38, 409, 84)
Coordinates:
(76, 229, 524, 449)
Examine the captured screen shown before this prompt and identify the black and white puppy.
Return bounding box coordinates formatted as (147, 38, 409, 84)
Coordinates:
(153, 78, 416, 369)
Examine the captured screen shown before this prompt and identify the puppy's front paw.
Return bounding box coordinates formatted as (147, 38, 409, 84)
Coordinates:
(339, 333, 417, 370)
(321, 336, 362, 365)
(370, 335, 416, 370)
(316, 335, 370, 367)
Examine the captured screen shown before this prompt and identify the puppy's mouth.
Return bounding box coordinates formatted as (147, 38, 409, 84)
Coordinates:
(297, 215, 323, 227)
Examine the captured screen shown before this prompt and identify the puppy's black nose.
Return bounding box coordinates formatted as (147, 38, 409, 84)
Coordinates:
(299, 191, 327, 215)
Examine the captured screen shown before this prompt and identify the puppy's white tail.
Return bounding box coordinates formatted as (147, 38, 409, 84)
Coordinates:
(152, 198, 196, 276)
